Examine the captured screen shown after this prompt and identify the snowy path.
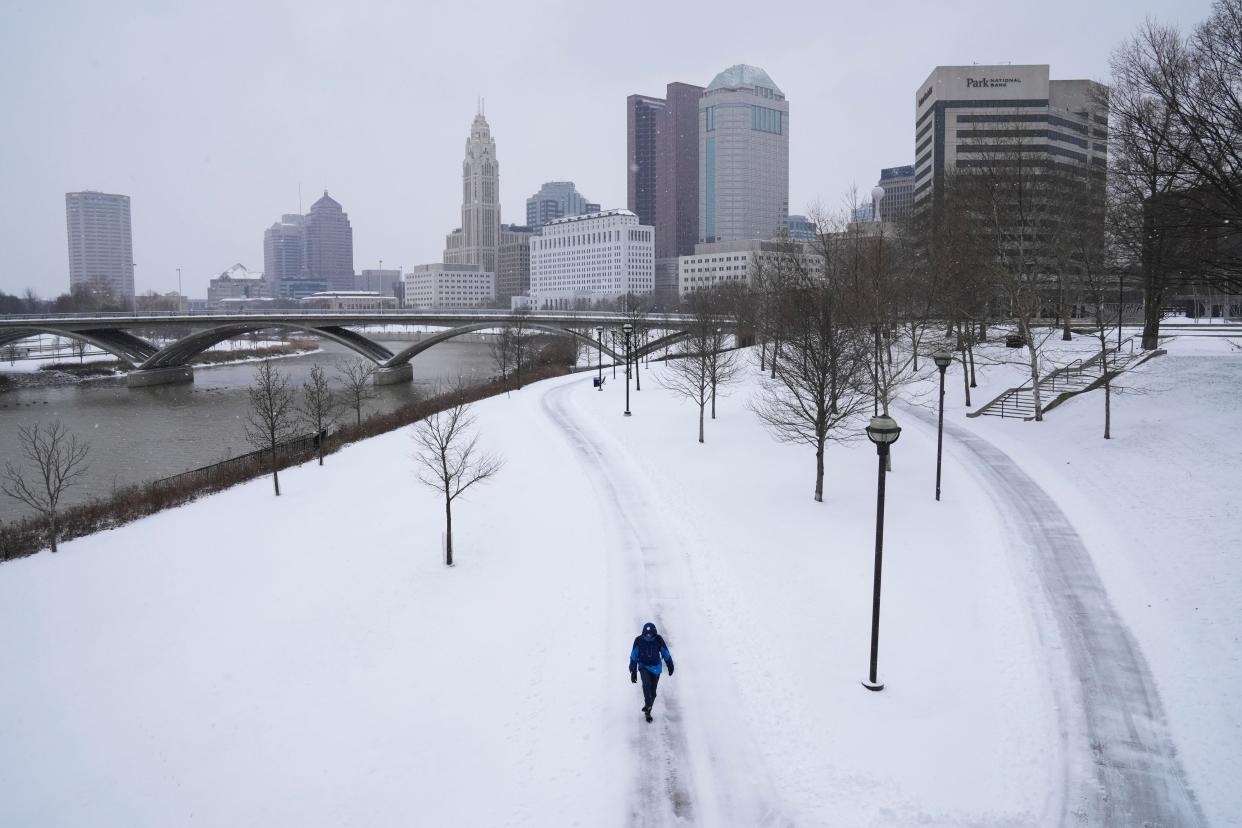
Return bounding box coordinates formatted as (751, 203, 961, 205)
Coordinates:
(541, 380, 790, 827)
(904, 406, 1206, 826)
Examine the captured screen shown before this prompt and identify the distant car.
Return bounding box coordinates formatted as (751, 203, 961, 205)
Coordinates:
(1005, 333, 1026, 348)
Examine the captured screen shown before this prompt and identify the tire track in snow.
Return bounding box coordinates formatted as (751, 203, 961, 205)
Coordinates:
(904, 405, 1206, 827)
(541, 380, 789, 827)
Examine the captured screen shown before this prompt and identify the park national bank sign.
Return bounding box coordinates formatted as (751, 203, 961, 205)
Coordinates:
(965, 76, 1023, 88)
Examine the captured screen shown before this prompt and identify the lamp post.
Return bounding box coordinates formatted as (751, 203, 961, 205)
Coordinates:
(933, 349, 952, 501)
(622, 322, 633, 416)
(863, 414, 901, 691)
(176, 267, 183, 313)
(596, 326, 604, 389)
(610, 330, 617, 379)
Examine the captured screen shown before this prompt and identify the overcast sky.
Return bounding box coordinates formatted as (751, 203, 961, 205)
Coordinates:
(0, 0, 1216, 299)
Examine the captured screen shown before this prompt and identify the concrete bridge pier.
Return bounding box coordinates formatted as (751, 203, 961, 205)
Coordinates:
(374, 364, 413, 385)
(127, 365, 194, 388)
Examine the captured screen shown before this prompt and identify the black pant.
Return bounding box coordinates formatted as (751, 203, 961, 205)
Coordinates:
(639, 668, 660, 709)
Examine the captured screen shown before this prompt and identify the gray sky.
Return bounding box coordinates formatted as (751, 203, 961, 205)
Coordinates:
(0, 0, 1215, 299)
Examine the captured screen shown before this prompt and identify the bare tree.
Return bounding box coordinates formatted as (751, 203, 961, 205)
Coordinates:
(751, 277, 872, 502)
(659, 331, 713, 444)
(1, 421, 91, 553)
(412, 400, 504, 566)
(298, 363, 341, 465)
(245, 360, 298, 495)
(337, 359, 378, 426)
(489, 326, 518, 382)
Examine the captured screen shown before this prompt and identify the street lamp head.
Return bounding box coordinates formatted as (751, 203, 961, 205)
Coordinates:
(866, 415, 901, 446)
(932, 348, 953, 370)
(622, 323, 634, 335)
(871, 185, 885, 204)
(596, 326, 603, 336)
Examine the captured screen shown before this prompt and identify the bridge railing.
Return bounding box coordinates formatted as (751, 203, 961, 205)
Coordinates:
(0, 308, 699, 323)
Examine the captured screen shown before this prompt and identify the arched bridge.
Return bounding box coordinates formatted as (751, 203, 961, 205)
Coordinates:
(0, 310, 702, 387)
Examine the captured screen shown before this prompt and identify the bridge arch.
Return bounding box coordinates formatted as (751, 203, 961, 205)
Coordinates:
(384, 322, 624, 366)
(0, 326, 158, 366)
(140, 322, 394, 369)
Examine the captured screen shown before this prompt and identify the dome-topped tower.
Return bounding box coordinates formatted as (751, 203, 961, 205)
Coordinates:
(699, 65, 790, 245)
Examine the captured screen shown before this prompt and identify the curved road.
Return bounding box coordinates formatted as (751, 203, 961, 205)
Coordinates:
(904, 405, 1207, 826)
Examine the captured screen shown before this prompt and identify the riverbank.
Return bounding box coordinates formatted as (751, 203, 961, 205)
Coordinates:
(0, 363, 568, 561)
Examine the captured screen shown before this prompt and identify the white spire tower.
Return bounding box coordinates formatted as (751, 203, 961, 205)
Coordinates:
(444, 108, 500, 274)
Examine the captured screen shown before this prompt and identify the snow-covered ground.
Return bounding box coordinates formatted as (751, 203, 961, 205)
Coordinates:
(0, 332, 1236, 826)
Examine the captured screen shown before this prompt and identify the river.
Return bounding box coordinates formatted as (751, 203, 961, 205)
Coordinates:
(0, 339, 496, 522)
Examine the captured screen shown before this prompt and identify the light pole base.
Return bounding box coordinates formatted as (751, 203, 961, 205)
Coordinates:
(624, 411, 632, 417)
(861, 679, 885, 692)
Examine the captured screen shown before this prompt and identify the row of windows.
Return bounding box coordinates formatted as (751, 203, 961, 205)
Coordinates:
(752, 106, 783, 134)
(957, 128, 1089, 149)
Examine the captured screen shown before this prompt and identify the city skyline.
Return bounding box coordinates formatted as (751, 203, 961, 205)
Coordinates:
(0, 0, 1215, 300)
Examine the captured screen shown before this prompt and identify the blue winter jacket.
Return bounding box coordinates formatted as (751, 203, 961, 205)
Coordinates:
(629, 622, 674, 676)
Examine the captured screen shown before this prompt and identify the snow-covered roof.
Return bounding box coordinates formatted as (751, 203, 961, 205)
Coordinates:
(211, 263, 263, 281)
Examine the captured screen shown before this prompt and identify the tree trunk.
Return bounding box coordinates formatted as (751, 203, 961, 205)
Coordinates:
(698, 401, 705, 444)
(1140, 212, 1163, 350)
(272, 448, 281, 495)
(770, 336, 779, 379)
(967, 338, 977, 388)
(445, 497, 454, 566)
(1104, 353, 1112, 440)
(49, 511, 58, 553)
(814, 439, 824, 502)
(711, 383, 716, 419)
(355, 403, 362, 427)
(759, 339, 766, 372)
(1024, 327, 1044, 422)
(960, 346, 971, 407)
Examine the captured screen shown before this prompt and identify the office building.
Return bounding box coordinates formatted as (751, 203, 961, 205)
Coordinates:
(301, 191, 355, 292)
(699, 65, 790, 244)
(65, 191, 134, 299)
(783, 214, 817, 241)
(404, 263, 495, 310)
(207, 263, 268, 308)
(497, 224, 534, 302)
(444, 111, 501, 274)
(529, 209, 654, 309)
(875, 166, 916, 223)
(914, 65, 1108, 211)
(626, 94, 665, 229)
(525, 182, 599, 230)
(677, 239, 821, 297)
(354, 268, 402, 297)
(628, 82, 704, 304)
(264, 213, 304, 296)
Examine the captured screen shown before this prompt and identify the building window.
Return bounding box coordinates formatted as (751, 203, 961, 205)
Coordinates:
(752, 106, 782, 134)
(705, 106, 716, 132)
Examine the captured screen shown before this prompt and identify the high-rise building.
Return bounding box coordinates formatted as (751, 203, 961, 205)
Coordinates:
(626, 95, 665, 229)
(444, 112, 501, 274)
(65, 191, 134, 299)
(264, 213, 304, 296)
(628, 82, 704, 304)
(875, 166, 916, 223)
(300, 191, 354, 292)
(699, 65, 790, 245)
(678, 239, 822, 297)
(914, 65, 1108, 212)
(497, 224, 534, 302)
(525, 182, 599, 230)
(529, 210, 654, 310)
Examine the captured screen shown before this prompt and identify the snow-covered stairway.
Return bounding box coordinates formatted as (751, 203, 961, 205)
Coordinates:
(972, 337, 1151, 420)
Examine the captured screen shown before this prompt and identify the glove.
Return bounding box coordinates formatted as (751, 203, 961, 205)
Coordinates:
(667, 663, 674, 676)
(630, 671, 637, 684)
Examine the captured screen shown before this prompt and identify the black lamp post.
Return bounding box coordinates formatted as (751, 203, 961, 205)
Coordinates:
(611, 330, 617, 379)
(622, 323, 634, 416)
(596, 326, 604, 390)
(863, 414, 901, 691)
(933, 348, 952, 501)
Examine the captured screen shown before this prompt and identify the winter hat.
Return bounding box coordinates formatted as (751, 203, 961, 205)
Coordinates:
(642, 622, 658, 636)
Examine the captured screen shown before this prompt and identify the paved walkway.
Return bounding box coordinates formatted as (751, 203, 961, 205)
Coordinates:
(905, 405, 1207, 826)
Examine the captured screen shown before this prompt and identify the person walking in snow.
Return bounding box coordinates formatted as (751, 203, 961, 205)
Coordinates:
(629, 622, 674, 722)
